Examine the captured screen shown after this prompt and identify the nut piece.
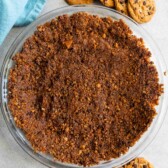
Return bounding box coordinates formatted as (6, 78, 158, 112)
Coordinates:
(66, 0, 93, 5)
(64, 40, 73, 49)
(100, 0, 115, 7)
(96, 83, 101, 88)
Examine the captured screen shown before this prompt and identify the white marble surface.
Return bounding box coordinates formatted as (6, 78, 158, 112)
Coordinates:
(0, 0, 168, 168)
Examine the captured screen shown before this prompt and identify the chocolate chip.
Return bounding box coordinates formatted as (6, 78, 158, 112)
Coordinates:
(143, 165, 147, 168)
(143, 1, 146, 5)
(133, 163, 138, 168)
(119, 0, 125, 4)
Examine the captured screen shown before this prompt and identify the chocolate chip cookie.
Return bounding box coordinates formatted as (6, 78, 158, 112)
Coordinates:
(66, 0, 93, 5)
(128, 0, 156, 23)
(100, 0, 115, 7)
(120, 157, 154, 168)
(114, 0, 128, 15)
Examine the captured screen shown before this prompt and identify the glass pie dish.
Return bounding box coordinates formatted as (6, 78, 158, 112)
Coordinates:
(0, 5, 168, 168)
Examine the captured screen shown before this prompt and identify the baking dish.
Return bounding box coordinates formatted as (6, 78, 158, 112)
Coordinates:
(0, 5, 168, 168)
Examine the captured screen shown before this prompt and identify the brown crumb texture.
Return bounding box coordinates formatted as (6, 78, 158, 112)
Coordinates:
(8, 12, 163, 166)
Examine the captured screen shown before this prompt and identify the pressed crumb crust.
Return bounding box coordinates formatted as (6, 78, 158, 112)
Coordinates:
(8, 13, 163, 166)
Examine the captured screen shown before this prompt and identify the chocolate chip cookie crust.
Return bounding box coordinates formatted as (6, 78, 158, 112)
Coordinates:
(8, 12, 163, 166)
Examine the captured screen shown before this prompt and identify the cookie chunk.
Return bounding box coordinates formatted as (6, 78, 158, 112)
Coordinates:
(66, 0, 93, 5)
(114, 0, 128, 15)
(120, 157, 154, 168)
(100, 0, 115, 7)
(128, 0, 156, 23)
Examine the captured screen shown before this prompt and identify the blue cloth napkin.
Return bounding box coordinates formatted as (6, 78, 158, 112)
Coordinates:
(0, 0, 46, 45)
